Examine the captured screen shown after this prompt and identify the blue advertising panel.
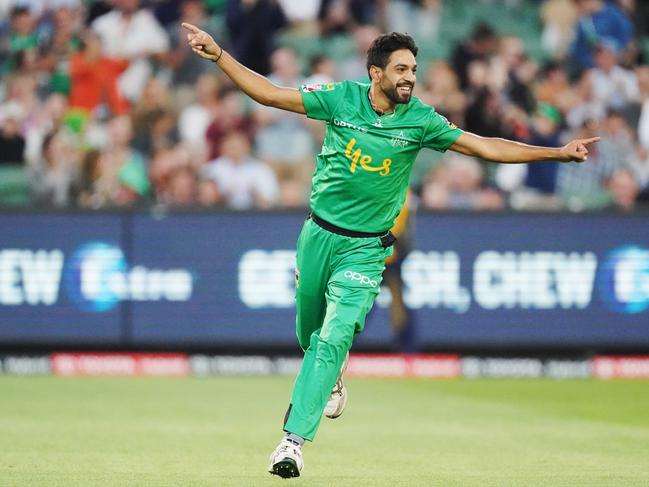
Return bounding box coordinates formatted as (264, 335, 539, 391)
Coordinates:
(0, 214, 123, 344)
(0, 211, 648, 349)
(392, 213, 649, 347)
(129, 213, 304, 345)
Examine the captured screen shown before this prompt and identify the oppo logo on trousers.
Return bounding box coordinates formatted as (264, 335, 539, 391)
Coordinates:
(344, 270, 378, 288)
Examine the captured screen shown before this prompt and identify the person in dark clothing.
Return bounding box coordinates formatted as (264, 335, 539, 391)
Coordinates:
(451, 22, 499, 89)
(0, 106, 26, 165)
(225, 0, 287, 76)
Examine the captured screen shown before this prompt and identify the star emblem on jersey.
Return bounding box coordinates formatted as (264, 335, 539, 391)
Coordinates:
(373, 118, 383, 128)
(390, 131, 409, 148)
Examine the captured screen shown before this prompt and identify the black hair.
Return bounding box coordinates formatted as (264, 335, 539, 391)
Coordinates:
(10, 6, 30, 18)
(366, 32, 418, 76)
(471, 22, 496, 42)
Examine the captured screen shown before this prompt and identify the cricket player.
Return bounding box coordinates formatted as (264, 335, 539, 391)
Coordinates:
(183, 23, 599, 479)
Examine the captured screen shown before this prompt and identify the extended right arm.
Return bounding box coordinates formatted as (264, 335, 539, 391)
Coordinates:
(182, 22, 305, 114)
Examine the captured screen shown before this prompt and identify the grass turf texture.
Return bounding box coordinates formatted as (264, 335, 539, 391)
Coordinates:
(1, 377, 648, 486)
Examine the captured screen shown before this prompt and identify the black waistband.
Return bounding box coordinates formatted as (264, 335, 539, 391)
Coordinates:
(309, 212, 387, 238)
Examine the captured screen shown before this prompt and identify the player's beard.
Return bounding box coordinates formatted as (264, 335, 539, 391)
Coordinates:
(381, 81, 414, 105)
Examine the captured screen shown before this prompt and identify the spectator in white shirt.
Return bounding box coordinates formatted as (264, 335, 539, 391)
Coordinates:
(203, 130, 279, 210)
(91, 0, 170, 101)
(178, 74, 220, 160)
(590, 38, 639, 112)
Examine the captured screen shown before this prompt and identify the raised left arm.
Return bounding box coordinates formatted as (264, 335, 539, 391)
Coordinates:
(450, 131, 600, 163)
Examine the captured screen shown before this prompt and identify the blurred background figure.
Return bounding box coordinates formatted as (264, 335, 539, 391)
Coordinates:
(91, 0, 170, 101)
(165, 0, 223, 91)
(253, 47, 314, 207)
(570, 0, 634, 72)
(68, 29, 129, 118)
(202, 130, 279, 210)
(29, 128, 80, 207)
(0, 0, 648, 214)
(93, 114, 150, 207)
(225, 0, 287, 76)
(0, 102, 26, 165)
(386, 0, 441, 44)
(337, 24, 381, 81)
(421, 153, 504, 211)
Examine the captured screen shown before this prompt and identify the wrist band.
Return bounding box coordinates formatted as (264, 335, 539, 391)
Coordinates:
(214, 46, 223, 64)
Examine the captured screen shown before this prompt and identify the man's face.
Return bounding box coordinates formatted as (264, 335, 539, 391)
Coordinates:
(376, 49, 417, 105)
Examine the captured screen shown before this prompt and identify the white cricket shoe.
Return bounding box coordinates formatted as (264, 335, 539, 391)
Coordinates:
(268, 439, 303, 478)
(324, 352, 349, 419)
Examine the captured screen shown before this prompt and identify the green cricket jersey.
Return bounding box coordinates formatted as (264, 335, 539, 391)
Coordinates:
(300, 80, 462, 233)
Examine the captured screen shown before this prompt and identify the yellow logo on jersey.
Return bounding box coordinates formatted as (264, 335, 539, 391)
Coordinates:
(345, 138, 392, 176)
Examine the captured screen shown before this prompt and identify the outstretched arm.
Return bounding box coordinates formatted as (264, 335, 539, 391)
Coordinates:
(450, 131, 600, 163)
(182, 22, 305, 114)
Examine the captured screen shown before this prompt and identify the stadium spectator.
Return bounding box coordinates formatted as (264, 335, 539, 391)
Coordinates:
(606, 167, 640, 211)
(165, 0, 223, 89)
(202, 130, 279, 210)
(337, 24, 381, 81)
(68, 29, 130, 117)
(565, 70, 607, 130)
(205, 85, 255, 160)
(634, 66, 649, 188)
(421, 153, 504, 211)
(419, 61, 467, 127)
(277, 0, 321, 32)
(304, 55, 336, 86)
(465, 88, 513, 139)
(556, 119, 611, 210)
(535, 62, 575, 114)
(39, 5, 81, 96)
(91, 0, 170, 101)
(178, 74, 221, 159)
(496, 103, 563, 210)
(0, 102, 26, 165)
(570, 0, 633, 71)
(30, 129, 80, 207)
(386, 0, 440, 44)
(225, 0, 287, 76)
(318, 0, 379, 35)
(95, 114, 150, 207)
(253, 47, 314, 203)
(319, 0, 355, 36)
(76, 149, 103, 208)
(6, 5, 38, 56)
(590, 39, 639, 113)
(23, 93, 69, 168)
(131, 78, 178, 154)
(451, 22, 499, 90)
(598, 109, 641, 179)
(1, 73, 40, 140)
(163, 164, 201, 208)
(540, 0, 578, 59)
(151, 145, 201, 209)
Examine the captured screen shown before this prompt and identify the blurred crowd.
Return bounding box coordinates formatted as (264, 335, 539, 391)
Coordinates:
(1, 0, 649, 212)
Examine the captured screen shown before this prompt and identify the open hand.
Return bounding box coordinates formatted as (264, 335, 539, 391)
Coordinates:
(182, 22, 221, 62)
(559, 137, 600, 163)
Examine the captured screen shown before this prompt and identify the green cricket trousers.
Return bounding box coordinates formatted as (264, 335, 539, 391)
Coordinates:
(283, 215, 394, 441)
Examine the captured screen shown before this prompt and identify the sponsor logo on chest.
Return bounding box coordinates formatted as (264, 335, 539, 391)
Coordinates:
(334, 119, 412, 148)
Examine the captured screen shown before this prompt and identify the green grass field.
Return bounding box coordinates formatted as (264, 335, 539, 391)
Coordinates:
(1, 376, 648, 486)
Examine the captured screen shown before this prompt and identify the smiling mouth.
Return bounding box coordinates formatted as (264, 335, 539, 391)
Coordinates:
(397, 85, 412, 95)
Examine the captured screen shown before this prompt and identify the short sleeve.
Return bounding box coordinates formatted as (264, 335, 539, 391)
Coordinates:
(300, 81, 347, 121)
(421, 110, 463, 152)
